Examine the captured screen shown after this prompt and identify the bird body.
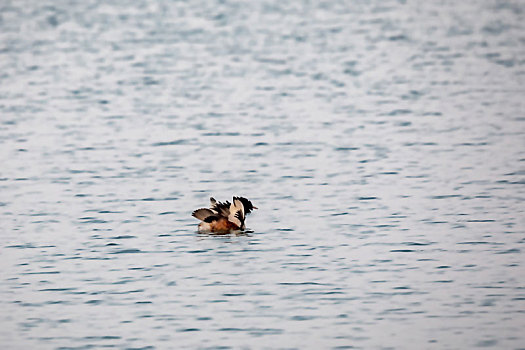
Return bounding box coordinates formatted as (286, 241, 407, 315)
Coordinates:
(198, 217, 239, 232)
(192, 196, 257, 233)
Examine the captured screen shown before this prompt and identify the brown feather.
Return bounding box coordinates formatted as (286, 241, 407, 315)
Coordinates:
(210, 217, 240, 232)
(192, 208, 215, 221)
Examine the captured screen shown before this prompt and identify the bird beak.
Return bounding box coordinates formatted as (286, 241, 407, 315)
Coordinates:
(253, 206, 258, 210)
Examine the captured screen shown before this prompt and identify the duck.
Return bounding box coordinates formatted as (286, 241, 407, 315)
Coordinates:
(192, 196, 257, 233)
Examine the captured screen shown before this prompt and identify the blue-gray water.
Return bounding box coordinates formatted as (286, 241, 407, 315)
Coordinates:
(1, 0, 524, 349)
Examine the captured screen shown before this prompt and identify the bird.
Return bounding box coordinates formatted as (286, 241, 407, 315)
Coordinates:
(192, 196, 257, 233)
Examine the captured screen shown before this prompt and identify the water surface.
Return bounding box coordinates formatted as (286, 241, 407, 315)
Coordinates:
(1, 0, 524, 349)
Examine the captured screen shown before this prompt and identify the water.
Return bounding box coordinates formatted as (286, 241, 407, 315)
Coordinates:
(1, 0, 524, 348)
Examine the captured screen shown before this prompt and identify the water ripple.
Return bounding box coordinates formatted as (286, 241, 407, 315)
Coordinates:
(1, 0, 524, 349)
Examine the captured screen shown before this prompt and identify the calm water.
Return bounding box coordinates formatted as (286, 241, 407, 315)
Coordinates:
(1, 0, 524, 349)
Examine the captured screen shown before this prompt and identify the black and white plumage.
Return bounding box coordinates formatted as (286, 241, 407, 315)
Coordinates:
(192, 196, 257, 232)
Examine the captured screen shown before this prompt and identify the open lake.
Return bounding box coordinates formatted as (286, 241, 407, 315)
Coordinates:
(1, 0, 524, 348)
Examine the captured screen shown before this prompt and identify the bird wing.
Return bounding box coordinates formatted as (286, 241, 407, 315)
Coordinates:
(192, 208, 216, 221)
(211, 200, 231, 218)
